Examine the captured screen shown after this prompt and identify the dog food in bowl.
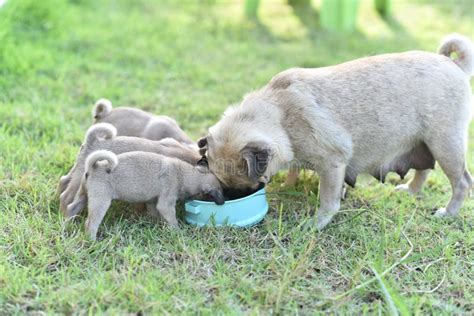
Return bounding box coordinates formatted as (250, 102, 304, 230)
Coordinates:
(184, 184, 268, 227)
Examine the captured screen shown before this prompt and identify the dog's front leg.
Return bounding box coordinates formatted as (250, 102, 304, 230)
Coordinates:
(315, 162, 346, 230)
(155, 197, 179, 227)
(145, 201, 160, 219)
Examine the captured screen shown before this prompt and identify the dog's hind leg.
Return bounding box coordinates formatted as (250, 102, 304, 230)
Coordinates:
(85, 195, 112, 240)
(57, 175, 72, 196)
(59, 188, 74, 214)
(427, 133, 472, 217)
(60, 179, 82, 215)
(465, 170, 474, 198)
(57, 163, 78, 196)
(396, 169, 431, 195)
(66, 192, 87, 220)
(65, 178, 88, 219)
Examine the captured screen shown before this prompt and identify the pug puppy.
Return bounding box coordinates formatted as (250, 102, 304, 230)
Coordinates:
(58, 99, 196, 197)
(59, 123, 201, 217)
(67, 150, 224, 240)
(93, 98, 195, 144)
(199, 34, 474, 229)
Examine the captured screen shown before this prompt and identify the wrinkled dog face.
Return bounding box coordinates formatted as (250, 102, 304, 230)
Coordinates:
(197, 136, 269, 190)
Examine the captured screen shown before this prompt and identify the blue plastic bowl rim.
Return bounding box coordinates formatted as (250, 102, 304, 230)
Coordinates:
(187, 187, 266, 205)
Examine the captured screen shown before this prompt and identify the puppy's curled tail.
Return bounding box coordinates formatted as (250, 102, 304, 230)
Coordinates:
(84, 123, 117, 145)
(93, 98, 113, 120)
(85, 150, 118, 174)
(438, 33, 474, 76)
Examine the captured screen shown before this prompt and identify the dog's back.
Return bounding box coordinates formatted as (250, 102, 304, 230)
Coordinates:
(92, 99, 194, 143)
(97, 106, 154, 137)
(266, 44, 472, 178)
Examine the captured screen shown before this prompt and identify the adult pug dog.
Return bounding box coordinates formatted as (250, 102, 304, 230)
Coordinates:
(199, 34, 473, 229)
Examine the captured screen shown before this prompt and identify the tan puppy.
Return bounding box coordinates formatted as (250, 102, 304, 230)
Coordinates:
(93, 98, 194, 144)
(67, 150, 224, 240)
(59, 123, 201, 217)
(58, 99, 196, 198)
(199, 34, 473, 229)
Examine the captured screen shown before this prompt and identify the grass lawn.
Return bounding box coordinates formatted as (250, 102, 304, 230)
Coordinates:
(1, 0, 473, 314)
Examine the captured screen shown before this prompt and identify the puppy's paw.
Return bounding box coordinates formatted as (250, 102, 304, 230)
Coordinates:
(434, 208, 450, 217)
(303, 212, 336, 231)
(395, 183, 416, 195)
(316, 215, 334, 230)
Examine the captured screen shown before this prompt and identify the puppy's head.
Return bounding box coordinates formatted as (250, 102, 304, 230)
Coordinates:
(207, 187, 225, 205)
(195, 160, 226, 205)
(198, 134, 271, 190)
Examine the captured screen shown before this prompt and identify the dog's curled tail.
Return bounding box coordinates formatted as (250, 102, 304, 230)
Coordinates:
(438, 33, 474, 76)
(84, 123, 117, 145)
(85, 150, 118, 174)
(93, 98, 113, 120)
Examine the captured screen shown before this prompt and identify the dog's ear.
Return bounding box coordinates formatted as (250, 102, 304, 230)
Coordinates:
(241, 142, 270, 182)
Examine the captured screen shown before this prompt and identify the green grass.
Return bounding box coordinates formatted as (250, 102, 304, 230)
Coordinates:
(1, 0, 473, 314)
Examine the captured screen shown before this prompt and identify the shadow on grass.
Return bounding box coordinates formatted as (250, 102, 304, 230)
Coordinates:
(381, 14, 418, 48)
(414, 0, 474, 19)
(287, 0, 321, 39)
(247, 17, 278, 43)
(283, 0, 422, 68)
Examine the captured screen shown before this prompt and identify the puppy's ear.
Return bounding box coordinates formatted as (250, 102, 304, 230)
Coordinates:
(241, 142, 270, 182)
(209, 189, 225, 205)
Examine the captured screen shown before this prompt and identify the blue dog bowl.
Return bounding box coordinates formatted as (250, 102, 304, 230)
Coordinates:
(185, 187, 268, 227)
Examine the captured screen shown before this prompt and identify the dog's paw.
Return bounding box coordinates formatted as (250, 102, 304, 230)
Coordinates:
(434, 208, 449, 217)
(395, 183, 416, 195)
(303, 212, 336, 231)
(316, 215, 334, 230)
